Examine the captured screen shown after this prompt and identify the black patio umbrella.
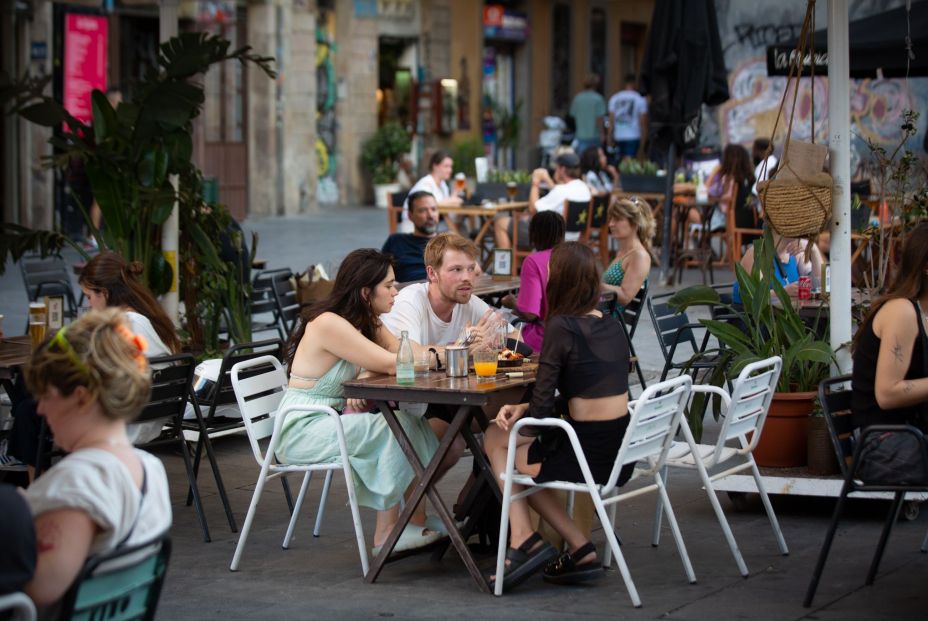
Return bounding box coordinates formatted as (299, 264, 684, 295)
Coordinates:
(767, 1, 928, 78)
(639, 0, 730, 282)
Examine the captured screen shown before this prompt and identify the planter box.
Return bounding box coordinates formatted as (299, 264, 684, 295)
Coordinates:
(619, 174, 667, 194)
(754, 391, 814, 468)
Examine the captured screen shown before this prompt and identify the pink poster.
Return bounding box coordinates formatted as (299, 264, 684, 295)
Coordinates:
(63, 14, 108, 126)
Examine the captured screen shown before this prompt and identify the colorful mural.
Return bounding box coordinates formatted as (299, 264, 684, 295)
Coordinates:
(710, 0, 925, 169)
(316, 9, 339, 204)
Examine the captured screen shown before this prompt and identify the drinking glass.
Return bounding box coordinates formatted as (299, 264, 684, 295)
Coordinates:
(414, 350, 432, 375)
(454, 173, 467, 197)
(473, 349, 498, 378)
(505, 182, 518, 202)
(28, 302, 47, 347)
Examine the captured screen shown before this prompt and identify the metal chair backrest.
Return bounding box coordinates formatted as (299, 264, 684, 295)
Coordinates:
(712, 356, 782, 462)
(709, 282, 735, 320)
(0, 592, 36, 621)
(605, 374, 692, 494)
(58, 533, 171, 621)
(199, 339, 283, 417)
(818, 375, 855, 477)
(230, 355, 289, 466)
(563, 199, 592, 236)
(622, 281, 649, 340)
(647, 291, 699, 363)
(270, 276, 301, 338)
(137, 354, 196, 426)
(589, 193, 608, 229)
(20, 253, 78, 316)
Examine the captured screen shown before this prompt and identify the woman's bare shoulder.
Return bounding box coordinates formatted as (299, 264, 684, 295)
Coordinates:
(874, 298, 918, 335)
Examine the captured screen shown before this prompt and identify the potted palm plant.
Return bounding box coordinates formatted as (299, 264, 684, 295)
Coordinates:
(360, 121, 412, 208)
(669, 229, 835, 467)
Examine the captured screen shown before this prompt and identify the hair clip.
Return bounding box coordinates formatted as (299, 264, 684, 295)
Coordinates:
(114, 323, 149, 372)
(49, 326, 92, 378)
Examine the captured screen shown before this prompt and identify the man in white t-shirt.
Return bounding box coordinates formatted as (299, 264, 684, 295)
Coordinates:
(608, 74, 649, 161)
(751, 137, 778, 196)
(382, 233, 514, 470)
(493, 152, 592, 249)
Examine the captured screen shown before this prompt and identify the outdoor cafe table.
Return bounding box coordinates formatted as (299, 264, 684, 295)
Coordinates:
(439, 201, 529, 263)
(342, 368, 536, 592)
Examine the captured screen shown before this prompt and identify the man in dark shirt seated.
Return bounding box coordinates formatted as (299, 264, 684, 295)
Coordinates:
(381, 190, 438, 282)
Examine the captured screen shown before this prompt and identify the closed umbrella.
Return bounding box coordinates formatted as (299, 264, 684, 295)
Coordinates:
(640, 0, 730, 282)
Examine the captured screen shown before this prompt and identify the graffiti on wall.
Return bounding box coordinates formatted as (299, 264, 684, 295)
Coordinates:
(711, 0, 925, 168)
(316, 9, 339, 204)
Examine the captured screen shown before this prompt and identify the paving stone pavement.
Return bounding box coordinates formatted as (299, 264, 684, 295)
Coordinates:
(2, 205, 926, 619)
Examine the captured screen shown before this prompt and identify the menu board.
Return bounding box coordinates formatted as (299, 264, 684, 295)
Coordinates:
(63, 13, 108, 126)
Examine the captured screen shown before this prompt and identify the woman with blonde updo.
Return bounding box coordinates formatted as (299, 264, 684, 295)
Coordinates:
(23, 309, 172, 609)
(601, 196, 654, 313)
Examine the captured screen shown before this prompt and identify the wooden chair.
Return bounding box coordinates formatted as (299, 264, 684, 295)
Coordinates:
(564, 199, 593, 240)
(386, 191, 408, 234)
(726, 188, 763, 267)
(586, 193, 610, 265)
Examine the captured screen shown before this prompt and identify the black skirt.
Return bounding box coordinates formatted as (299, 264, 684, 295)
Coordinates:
(526, 416, 634, 486)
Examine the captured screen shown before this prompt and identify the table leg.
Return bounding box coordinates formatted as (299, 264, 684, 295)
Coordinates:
(367, 401, 491, 593)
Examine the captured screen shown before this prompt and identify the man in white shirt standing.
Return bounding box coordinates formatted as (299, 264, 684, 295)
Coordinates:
(493, 152, 592, 249)
(608, 74, 649, 161)
(382, 233, 512, 475)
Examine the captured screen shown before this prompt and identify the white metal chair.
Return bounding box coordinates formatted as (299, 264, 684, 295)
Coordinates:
(654, 356, 789, 577)
(494, 375, 696, 607)
(0, 592, 36, 621)
(229, 355, 368, 575)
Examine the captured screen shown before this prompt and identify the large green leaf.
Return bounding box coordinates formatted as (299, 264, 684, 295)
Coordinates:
(148, 251, 173, 296)
(704, 320, 754, 353)
(163, 131, 193, 170)
(137, 146, 169, 188)
(19, 100, 65, 127)
(785, 339, 834, 365)
(159, 32, 231, 79)
(90, 90, 117, 144)
(668, 285, 720, 311)
(150, 182, 177, 225)
(84, 164, 127, 241)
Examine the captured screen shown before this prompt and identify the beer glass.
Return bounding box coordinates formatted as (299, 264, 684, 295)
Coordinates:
(29, 302, 47, 347)
(505, 181, 518, 202)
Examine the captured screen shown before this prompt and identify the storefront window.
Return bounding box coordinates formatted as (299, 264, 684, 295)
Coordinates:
(590, 8, 606, 91)
(551, 2, 571, 115)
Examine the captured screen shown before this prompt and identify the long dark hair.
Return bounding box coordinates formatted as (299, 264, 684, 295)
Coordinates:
(78, 251, 181, 353)
(285, 249, 395, 368)
(854, 222, 928, 350)
(579, 146, 602, 175)
(546, 242, 601, 321)
(529, 211, 566, 251)
(719, 143, 755, 187)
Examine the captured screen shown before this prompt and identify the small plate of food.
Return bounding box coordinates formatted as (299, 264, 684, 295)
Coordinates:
(498, 348, 525, 368)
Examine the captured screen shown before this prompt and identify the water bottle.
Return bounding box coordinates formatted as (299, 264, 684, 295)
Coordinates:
(396, 330, 415, 385)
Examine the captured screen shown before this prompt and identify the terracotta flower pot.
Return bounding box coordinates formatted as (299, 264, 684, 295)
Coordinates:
(753, 391, 815, 468)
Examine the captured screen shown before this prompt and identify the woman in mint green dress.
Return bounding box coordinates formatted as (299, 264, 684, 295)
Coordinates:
(277, 249, 440, 554)
(601, 196, 653, 315)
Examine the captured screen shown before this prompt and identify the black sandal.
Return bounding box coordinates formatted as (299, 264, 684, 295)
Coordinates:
(488, 532, 558, 592)
(543, 541, 605, 585)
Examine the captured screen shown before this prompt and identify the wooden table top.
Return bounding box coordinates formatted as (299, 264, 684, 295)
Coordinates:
(0, 336, 33, 371)
(438, 201, 529, 217)
(343, 368, 536, 406)
(472, 274, 520, 297)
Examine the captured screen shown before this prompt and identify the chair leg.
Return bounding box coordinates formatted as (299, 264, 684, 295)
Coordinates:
(651, 466, 667, 547)
(341, 463, 370, 577)
(866, 490, 905, 585)
(192, 432, 238, 533)
(750, 459, 789, 555)
(281, 477, 295, 515)
(803, 480, 851, 607)
(282, 472, 312, 549)
(655, 471, 697, 584)
(313, 470, 334, 537)
(230, 467, 271, 571)
(178, 432, 211, 543)
(591, 493, 642, 607)
(601, 501, 619, 568)
(698, 462, 748, 576)
(493, 473, 515, 597)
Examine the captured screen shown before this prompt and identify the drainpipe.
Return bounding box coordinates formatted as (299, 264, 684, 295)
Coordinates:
(160, 0, 179, 323)
(827, 0, 851, 374)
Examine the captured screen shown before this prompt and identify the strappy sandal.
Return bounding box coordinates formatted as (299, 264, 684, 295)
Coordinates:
(543, 541, 605, 585)
(488, 532, 558, 592)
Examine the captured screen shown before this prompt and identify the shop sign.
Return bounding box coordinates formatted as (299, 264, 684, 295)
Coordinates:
(63, 13, 108, 126)
(483, 6, 528, 42)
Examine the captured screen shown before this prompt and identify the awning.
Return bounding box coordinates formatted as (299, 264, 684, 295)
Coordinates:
(766, 1, 928, 78)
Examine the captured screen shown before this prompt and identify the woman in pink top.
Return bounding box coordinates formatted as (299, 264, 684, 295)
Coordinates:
(502, 211, 566, 351)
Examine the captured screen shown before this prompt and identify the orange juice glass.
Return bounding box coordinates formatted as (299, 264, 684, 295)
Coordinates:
(473, 350, 498, 378)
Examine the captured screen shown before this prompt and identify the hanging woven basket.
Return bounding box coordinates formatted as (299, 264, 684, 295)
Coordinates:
(758, 171, 833, 238)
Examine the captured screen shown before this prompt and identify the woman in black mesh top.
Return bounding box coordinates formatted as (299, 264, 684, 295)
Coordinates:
(484, 242, 631, 591)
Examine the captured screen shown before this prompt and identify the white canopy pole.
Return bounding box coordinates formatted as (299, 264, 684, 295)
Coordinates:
(160, 0, 179, 324)
(827, 0, 852, 373)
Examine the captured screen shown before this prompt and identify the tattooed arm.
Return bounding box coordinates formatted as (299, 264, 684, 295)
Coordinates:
(873, 298, 928, 410)
(25, 509, 97, 605)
